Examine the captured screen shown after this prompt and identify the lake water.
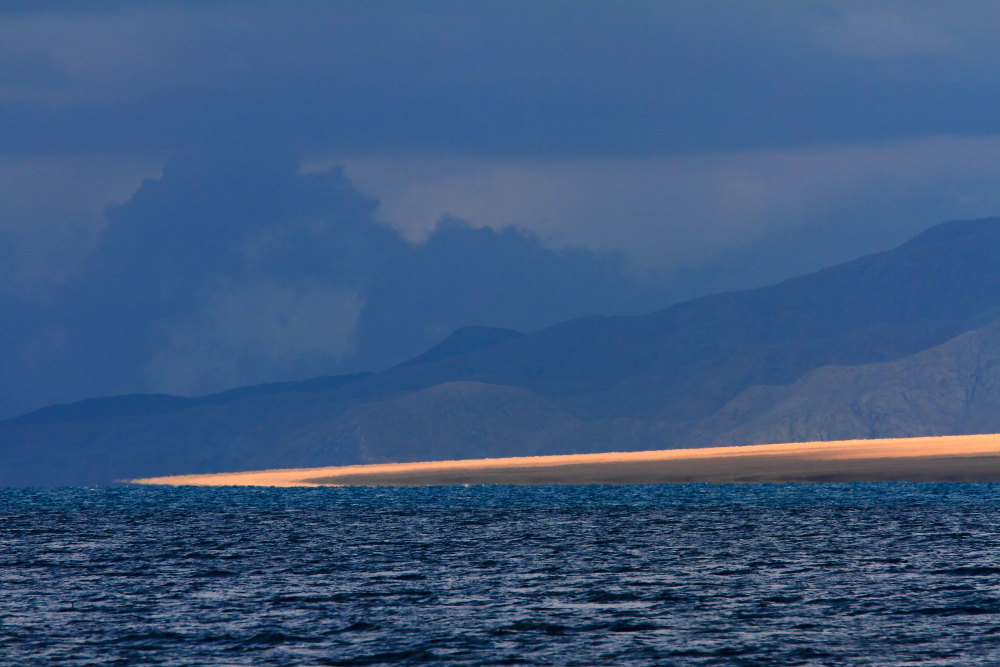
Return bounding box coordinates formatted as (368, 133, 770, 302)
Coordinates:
(3, 484, 1000, 665)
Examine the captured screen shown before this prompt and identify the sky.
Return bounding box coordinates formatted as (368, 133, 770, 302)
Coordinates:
(3, 0, 1000, 418)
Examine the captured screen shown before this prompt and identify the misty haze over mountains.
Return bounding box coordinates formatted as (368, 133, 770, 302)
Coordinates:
(0, 151, 667, 421)
(4, 216, 1000, 487)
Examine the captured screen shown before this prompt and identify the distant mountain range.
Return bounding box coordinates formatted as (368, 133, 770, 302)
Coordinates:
(4, 217, 1000, 486)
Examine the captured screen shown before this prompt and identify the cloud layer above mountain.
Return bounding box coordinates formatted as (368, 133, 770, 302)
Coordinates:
(4, 1, 1000, 157)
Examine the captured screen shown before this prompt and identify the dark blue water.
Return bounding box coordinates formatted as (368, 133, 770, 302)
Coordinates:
(4, 484, 1000, 665)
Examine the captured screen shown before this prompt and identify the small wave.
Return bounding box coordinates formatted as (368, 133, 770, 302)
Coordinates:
(599, 620, 658, 633)
(906, 605, 1000, 616)
(239, 630, 316, 645)
(100, 630, 185, 646)
(333, 621, 379, 633)
(192, 568, 238, 577)
(930, 566, 1000, 576)
(323, 648, 438, 665)
(270, 593, 352, 604)
(494, 620, 568, 635)
(764, 595, 803, 604)
(579, 590, 642, 603)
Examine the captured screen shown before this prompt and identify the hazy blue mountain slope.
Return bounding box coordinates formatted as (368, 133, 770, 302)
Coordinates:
(335, 217, 1000, 423)
(3, 217, 1000, 486)
(273, 381, 583, 466)
(394, 326, 523, 369)
(12, 373, 371, 425)
(0, 381, 583, 486)
(688, 318, 1000, 446)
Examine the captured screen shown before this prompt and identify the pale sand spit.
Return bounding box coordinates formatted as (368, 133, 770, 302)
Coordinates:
(128, 433, 1000, 486)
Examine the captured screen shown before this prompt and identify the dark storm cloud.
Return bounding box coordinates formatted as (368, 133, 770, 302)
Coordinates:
(2, 1, 999, 159)
(0, 150, 665, 418)
(47, 147, 393, 394)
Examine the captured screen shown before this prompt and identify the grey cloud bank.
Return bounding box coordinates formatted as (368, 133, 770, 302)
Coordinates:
(2, 1, 1000, 158)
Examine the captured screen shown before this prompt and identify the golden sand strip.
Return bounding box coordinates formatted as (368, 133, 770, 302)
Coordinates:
(128, 433, 1000, 486)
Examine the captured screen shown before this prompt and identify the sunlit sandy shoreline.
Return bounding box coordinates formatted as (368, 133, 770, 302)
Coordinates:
(125, 433, 1000, 486)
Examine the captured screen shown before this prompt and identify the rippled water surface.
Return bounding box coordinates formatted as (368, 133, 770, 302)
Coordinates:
(4, 484, 1000, 665)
